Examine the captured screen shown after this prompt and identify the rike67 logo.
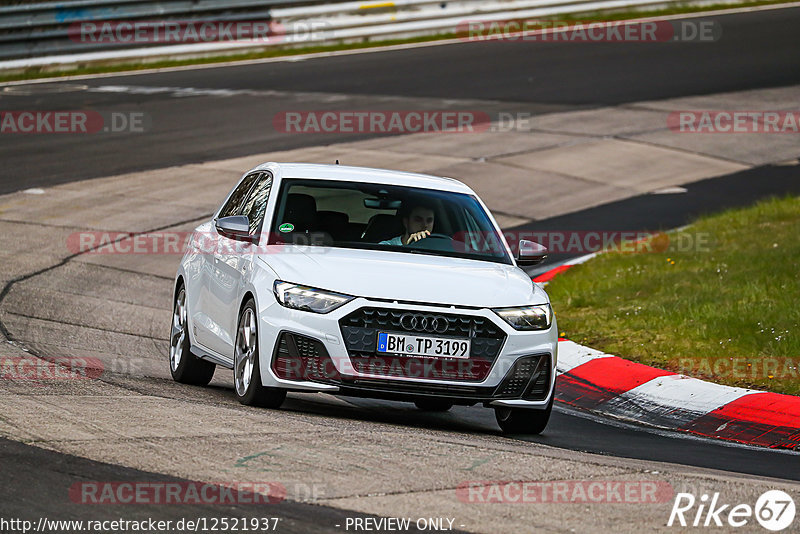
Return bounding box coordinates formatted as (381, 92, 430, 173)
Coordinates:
(668, 490, 796, 531)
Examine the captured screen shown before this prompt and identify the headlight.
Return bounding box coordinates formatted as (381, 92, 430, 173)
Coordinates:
(273, 281, 353, 314)
(493, 304, 553, 330)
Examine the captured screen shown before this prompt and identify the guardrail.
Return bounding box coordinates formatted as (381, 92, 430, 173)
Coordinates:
(0, 0, 298, 59)
(0, 0, 732, 69)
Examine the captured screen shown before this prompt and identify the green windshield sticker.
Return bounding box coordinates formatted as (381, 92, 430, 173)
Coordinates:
(278, 223, 294, 233)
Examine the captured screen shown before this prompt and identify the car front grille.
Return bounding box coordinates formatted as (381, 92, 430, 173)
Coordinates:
(338, 307, 506, 381)
(341, 308, 506, 338)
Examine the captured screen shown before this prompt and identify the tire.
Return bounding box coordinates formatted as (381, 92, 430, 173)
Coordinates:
(169, 285, 216, 386)
(414, 399, 454, 412)
(233, 299, 286, 408)
(494, 395, 553, 434)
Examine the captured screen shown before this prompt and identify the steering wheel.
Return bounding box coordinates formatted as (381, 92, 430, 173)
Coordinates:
(405, 233, 454, 251)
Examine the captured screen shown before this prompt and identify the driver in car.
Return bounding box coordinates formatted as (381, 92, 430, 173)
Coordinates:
(380, 204, 435, 246)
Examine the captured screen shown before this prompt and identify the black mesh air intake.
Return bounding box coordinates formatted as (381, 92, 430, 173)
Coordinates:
(494, 354, 551, 400)
(272, 332, 339, 383)
(523, 355, 551, 401)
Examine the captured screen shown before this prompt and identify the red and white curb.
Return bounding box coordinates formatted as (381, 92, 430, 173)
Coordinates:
(532, 253, 597, 285)
(537, 259, 800, 450)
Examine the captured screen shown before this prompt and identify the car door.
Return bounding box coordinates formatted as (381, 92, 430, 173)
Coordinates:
(205, 172, 273, 357)
(192, 172, 261, 356)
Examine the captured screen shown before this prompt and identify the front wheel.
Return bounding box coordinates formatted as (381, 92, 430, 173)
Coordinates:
(233, 300, 286, 408)
(170, 286, 216, 386)
(494, 396, 553, 434)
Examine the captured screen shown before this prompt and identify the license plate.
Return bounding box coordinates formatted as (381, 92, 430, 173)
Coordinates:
(376, 332, 471, 359)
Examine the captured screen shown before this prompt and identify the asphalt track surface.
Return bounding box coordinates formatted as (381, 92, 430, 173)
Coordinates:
(1, 6, 800, 193)
(0, 437, 454, 533)
(1, 4, 799, 525)
(274, 393, 800, 482)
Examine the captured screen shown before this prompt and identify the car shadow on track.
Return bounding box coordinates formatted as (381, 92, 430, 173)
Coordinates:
(283, 392, 504, 435)
(172, 373, 548, 438)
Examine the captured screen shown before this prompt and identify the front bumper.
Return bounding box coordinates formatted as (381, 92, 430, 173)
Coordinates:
(258, 297, 557, 408)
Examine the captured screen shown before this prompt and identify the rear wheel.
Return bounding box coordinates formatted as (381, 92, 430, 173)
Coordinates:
(234, 300, 286, 408)
(414, 399, 454, 412)
(494, 396, 553, 434)
(169, 286, 215, 386)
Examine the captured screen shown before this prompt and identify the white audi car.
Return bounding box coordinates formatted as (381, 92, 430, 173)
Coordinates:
(170, 163, 557, 433)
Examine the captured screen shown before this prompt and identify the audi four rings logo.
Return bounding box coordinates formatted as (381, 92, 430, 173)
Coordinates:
(399, 313, 449, 334)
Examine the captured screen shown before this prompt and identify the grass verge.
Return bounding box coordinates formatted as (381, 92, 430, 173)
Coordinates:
(547, 195, 800, 396)
(0, 0, 795, 84)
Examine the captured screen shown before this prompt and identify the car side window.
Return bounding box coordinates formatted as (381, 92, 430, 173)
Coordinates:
(218, 172, 260, 219)
(241, 172, 273, 234)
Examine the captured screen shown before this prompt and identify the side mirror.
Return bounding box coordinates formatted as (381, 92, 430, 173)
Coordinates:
(215, 215, 252, 241)
(517, 240, 547, 266)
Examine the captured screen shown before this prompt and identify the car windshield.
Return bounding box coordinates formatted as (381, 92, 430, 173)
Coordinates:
(269, 178, 513, 265)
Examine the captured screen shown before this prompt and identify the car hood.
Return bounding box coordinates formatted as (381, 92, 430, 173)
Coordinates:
(259, 247, 547, 308)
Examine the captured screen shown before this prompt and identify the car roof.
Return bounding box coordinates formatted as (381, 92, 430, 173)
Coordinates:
(250, 162, 475, 194)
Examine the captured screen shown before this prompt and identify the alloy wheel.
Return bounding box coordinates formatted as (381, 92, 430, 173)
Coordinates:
(234, 307, 257, 396)
(169, 289, 187, 372)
